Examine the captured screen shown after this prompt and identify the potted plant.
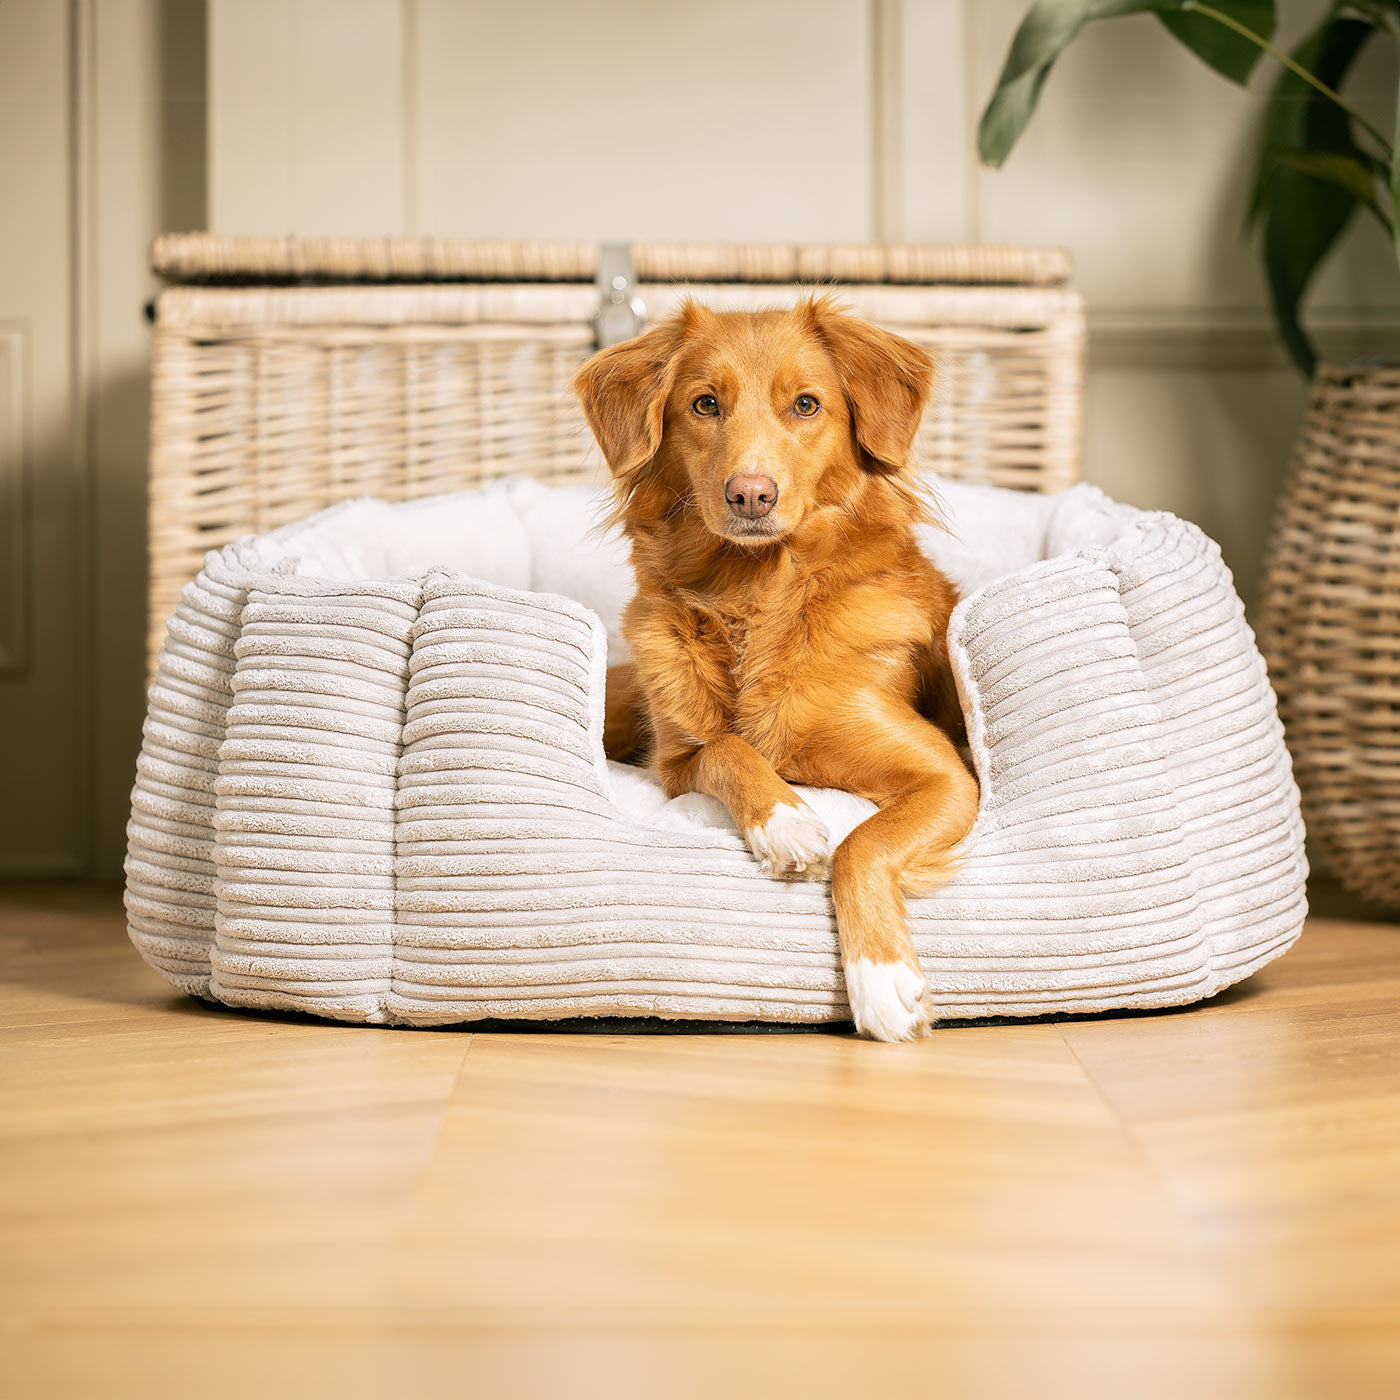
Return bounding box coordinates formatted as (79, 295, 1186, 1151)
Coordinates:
(979, 0, 1400, 904)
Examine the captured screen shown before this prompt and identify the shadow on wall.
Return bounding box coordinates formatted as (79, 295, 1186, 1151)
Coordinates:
(158, 0, 207, 235)
(90, 0, 207, 876)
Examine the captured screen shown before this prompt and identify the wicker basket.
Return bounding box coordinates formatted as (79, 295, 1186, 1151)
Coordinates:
(1258, 363, 1400, 905)
(146, 236, 1086, 668)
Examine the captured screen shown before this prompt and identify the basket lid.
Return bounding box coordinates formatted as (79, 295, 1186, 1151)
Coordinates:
(150, 234, 1072, 289)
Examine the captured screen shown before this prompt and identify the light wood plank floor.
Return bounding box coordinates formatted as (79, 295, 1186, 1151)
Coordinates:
(2, 883, 1398, 1399)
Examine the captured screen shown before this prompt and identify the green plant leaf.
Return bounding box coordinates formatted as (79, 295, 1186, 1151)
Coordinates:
(1158, 1, 1276, 83)
(977, 0, 1276, 167)
(979, 0, 1177, 168)
(1248, 17, 1377, 224)
(1262, 205, 1352, 376)
(1339, 1, 1400, 43)
(1247, 15, 1378, 374)
(1265, 146, 1392, 228)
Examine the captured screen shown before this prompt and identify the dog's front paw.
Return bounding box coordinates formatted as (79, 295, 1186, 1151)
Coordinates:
(745, 801, 832, 881)
(844, 959, 932, 1042)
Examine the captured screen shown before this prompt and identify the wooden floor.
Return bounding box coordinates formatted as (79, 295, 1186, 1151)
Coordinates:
(2, 885, 1399, 1399)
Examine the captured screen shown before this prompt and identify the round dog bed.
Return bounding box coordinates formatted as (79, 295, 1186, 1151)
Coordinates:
(125, 476, 1307, 1026)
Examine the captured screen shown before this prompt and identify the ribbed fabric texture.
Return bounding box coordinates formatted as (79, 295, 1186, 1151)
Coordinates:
(125, 479, 1306, 1026)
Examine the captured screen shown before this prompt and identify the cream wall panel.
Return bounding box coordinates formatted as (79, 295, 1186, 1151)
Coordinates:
(90, 0, 207, 874)
(878, 0, 972, 242)
(210, 0, 404, 236)
(1083, 365, 1306, 611)
(0, 0, 83, 871)
(412, 0, 876, 242)
(0, 0, 207, 875)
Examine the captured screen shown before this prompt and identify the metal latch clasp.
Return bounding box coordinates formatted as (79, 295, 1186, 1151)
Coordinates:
(594, 243, 646, 347)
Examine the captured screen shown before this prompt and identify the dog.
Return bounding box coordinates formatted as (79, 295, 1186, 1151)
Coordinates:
(573, 296, 979, 1041)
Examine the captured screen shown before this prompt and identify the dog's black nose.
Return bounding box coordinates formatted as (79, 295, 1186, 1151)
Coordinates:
(725, 474, 778, 519)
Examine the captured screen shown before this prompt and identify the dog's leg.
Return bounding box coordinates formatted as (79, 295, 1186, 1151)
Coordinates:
(603, 662, 651, 765)
(827, 721, 979, 1041)
(656, 733, 832, 880)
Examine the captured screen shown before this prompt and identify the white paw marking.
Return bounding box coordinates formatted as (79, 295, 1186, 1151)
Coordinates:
(844, 959, 932, 1042)
(744, 801, 832, 881)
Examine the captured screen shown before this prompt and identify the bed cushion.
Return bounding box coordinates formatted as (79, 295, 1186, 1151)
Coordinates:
(124, 477, 1307, 1026)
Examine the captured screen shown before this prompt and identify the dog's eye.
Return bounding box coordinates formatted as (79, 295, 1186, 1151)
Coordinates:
(692, 395, 719, 416)
(793, 394, 821, 417)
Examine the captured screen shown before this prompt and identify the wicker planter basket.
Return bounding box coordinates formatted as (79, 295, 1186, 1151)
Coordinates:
(1258, 363, 1400, 906)
(145, 236, 1085, 669)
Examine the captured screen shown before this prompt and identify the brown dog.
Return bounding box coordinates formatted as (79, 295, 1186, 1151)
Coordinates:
(573, 296, 978, 1040)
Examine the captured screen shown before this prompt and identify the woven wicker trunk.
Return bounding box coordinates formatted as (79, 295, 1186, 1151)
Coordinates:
(1259, 363, 1400, 906)
(146, 235, 1086, 669)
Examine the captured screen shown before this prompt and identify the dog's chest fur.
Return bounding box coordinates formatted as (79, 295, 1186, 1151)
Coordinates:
(700, 593, 792, 692)
(633, 587, 819, 765)
(699, 601, 785, 707)
(626, 526, 950, 771)
(662, 579, 920, 767)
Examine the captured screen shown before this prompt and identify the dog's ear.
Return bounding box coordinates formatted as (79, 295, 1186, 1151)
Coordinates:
(572, 315, 688, 477)
(806, 297, 934, 473)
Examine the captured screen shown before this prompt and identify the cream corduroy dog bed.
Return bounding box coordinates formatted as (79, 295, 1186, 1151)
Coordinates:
(125, 477, 1307, 1026)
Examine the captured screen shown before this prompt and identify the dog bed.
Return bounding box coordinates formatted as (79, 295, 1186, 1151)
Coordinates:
(125, 476, 1307, 1026)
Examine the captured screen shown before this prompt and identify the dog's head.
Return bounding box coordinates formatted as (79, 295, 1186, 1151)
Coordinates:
(573, 296, 934, 548)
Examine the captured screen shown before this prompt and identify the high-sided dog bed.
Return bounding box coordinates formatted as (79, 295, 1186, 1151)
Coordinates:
(125, 476, 1307, 1026)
